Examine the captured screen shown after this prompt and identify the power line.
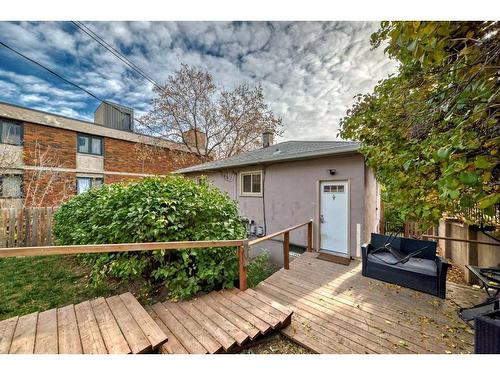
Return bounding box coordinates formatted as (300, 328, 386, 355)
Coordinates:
(71, 21, 166, 93)
(69, 22, 177, 137)
(0, 39, 150, 129)
(0, 40, 106, 105)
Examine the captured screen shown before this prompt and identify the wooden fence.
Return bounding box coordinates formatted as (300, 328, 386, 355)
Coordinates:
(403, 221, 436, 238)
(0, 207, 55, 248)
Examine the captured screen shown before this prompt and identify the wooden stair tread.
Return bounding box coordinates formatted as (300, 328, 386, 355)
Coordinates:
(151, 303, 207, 354)
(146, 288, 293, 354)
(0, 292, 165, 354)
(9, 312, 38, 354)
(163, 301, 222, 354)
(91, 297, 131, 354)
(0, 288, 293, 355)
(178, 300, 236, 352)
(145, 305, 188, 354)
(190, 297, 249, 346)
(219, 290, 281, 329)
(34, 308, 58, 354)
(119, 292, 167, 350)
(75, 301, 107, 354)
(200, 293, 261, 340)
(206, 292, 270, 335)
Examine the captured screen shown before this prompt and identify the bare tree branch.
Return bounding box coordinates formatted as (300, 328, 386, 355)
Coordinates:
(139, 64, 283, 160)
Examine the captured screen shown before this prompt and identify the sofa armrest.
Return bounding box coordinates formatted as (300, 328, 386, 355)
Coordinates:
(361, 243, 372, 275)
(361, 243, 372, 257)
(435, 256, 450, 299)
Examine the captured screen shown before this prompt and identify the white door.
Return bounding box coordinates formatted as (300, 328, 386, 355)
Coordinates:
(320, 181, 349, 255)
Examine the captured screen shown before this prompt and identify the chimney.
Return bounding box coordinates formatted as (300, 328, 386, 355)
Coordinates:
(182, 129, 207, 150)
(262, 131, 273, 148)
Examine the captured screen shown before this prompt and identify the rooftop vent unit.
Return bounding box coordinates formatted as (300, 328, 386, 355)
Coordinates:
(94, 101, 134, 132)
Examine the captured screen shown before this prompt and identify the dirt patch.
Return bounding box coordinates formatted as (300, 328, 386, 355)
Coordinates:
(240, 334, 313, 354)
(437, 246, 467, 285)
(446, 259, 467, 285)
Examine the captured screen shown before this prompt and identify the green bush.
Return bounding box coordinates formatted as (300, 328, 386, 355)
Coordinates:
(53, 175, 246, 299)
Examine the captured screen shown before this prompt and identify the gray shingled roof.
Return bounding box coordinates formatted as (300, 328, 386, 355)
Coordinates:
(177, 140, 360, 173)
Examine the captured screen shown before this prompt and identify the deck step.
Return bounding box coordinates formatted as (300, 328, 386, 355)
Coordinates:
(149, 288, 293, 354)
(0, 292, 167, 354)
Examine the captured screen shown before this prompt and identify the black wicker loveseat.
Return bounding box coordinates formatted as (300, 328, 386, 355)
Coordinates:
(361, 233, 450, 299)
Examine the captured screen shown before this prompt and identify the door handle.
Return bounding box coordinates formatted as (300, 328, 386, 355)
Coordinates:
(320, 214, 325, 223)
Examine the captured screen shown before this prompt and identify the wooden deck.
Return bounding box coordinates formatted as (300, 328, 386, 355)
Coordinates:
(255, 252, 484, 354)
(0, 292, 167, 354)
(0, 251, 485, 355)
(146, 288, 293, 354)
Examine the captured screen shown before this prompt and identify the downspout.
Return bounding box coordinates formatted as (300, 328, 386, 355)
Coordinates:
(262, 164, 267, 236)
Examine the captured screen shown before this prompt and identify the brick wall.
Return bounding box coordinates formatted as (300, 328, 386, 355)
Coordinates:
(104, 138, 202, 175)
(23, 122, 76, 169)
(16, 123, 203, 207)
(21, 122, 77, 207)
(103, 174, 141, 184)
(23, 170, 76, 207)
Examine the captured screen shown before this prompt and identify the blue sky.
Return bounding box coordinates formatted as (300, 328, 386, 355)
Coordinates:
(0, 21, 397, 141)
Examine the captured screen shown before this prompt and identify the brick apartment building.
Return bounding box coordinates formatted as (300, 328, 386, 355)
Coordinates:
(0, 101, 204, 208)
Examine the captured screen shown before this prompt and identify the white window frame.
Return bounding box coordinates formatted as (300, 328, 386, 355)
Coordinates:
(76, 176, 104, 195)
(239, 170, 263, 197)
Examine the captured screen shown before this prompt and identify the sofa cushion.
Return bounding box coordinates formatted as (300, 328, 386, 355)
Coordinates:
(367, 252, 437, 277)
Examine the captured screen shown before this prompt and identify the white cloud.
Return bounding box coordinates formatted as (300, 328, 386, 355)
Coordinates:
(0, 21, 397, 141)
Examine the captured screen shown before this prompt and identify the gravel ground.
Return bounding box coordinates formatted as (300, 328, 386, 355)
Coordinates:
(240, 334, 313, 354)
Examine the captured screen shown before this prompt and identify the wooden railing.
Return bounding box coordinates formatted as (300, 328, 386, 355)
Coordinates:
(248, 219, 313, 272)
(0, 219, 313, 292)
(420, 234, 500, 247)
(0, 239, 249, 290)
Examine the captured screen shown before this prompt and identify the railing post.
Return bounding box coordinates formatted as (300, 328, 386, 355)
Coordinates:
(283, 231, 290, 270)
(238, 239, 249, 291)
(307, 220, 313, 252)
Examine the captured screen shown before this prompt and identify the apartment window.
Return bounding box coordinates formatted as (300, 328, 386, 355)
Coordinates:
(77, 177, 103, 194)
(240, 171, 262, 196)
(77, 134, 103, 155)
(0, 174, 23, 198)
(0, 119, 22, 146)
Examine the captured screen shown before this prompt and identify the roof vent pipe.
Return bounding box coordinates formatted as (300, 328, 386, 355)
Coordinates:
(262, 131, 273, 148)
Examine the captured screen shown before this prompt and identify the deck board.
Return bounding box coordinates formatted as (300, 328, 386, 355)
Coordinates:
(163, 301, 222, 354)
(120, 292, 167, 350)
(75, 301, 107, 354)
(262, 252, 477, 354)
(218, 290, 281, 329)
(151, 302, 208, 354)
(9, 312, 37, 354)
(106, 295, 151, 354)
(268, 268, 468, 351)
(190, 298, 249, 346)
(148, 289, 293, 354)
(145, 305, 188, 354)
(0, 293, 164, 354)
(34, 309, 58, 354)
(200, 294, 261, 340)
(0, 317, 18, 354)
(57, 305, 83, 354)
(178, 300, 236, 352)
(91, 297, 131, 354)
(0, 251, 480, 355)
